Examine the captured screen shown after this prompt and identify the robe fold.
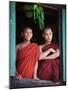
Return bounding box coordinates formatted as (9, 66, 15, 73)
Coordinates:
(16, 43, 40, 78)
(38, 43, 60, 82)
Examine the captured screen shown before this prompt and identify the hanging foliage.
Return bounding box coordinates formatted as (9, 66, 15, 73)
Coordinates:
(34, 4, 44, 30)
(23, 4, 44, 30)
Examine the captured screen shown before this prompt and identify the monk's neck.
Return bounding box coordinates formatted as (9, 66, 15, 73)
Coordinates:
(45, 41, 51, 45)
(23, 40, 30, 44)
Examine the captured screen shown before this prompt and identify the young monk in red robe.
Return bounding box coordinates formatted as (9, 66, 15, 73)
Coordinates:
(16, 27, 40, 80)
(37, 26, 60, 82)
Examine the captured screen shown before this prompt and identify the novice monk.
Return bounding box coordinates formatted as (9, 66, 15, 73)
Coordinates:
(16, 27, 40, 80)
(38, 26, 60, 82)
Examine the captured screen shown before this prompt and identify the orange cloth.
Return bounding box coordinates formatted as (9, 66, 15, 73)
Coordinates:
(16, 43, 40, 78)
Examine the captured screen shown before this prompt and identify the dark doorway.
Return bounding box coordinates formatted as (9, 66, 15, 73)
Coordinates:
(16, 2, 59, 45)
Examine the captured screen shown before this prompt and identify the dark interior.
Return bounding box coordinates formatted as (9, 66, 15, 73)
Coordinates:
(16, 2, 61, 45)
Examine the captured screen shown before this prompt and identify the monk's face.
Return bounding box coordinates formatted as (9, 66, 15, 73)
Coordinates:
(43, 28, 53, 43)
(22, 28, 33, 41)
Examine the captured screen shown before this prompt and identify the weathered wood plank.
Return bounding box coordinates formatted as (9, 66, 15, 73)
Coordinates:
(10, 76, 66, 89)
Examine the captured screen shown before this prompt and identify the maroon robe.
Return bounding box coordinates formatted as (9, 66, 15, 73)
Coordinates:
(38, 43, 60, 82)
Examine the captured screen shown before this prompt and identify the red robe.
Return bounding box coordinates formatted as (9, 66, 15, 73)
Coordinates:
(16, 43, 40, 78)
(38, 43, 60, 82)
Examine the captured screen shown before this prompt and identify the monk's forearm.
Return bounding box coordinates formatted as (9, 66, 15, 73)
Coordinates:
(39, 48, 53, 60)
(33, 61, 38, 77)
(45, 51, 60, 59)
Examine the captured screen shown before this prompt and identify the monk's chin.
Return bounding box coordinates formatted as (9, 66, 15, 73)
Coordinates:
(25, 39, 31, 41)
(46, 41, 52, 43)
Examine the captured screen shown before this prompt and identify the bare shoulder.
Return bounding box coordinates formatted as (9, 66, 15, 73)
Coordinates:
(39, 45, 42, 48)
(39, 45, 44, 53)
(39, 44, 44, 49)
(16, 43, 22, 50)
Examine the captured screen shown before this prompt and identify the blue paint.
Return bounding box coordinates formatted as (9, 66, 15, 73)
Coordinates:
(62, 9, 66, 81)
(9, 1, 16, 76)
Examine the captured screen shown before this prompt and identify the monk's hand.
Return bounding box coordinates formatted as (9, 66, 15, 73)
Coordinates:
(33, 76, 40, 80)
(50, 48, 56, 53)
(16, 74, 22, 80)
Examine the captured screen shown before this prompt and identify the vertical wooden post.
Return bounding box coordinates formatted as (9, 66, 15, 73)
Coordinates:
(9, 1, 16, 76)
(62, 8, 66, 81)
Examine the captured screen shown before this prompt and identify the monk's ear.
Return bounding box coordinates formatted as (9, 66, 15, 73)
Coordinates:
(42, 33, 44, 38)
(21, 32, 23, 37)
